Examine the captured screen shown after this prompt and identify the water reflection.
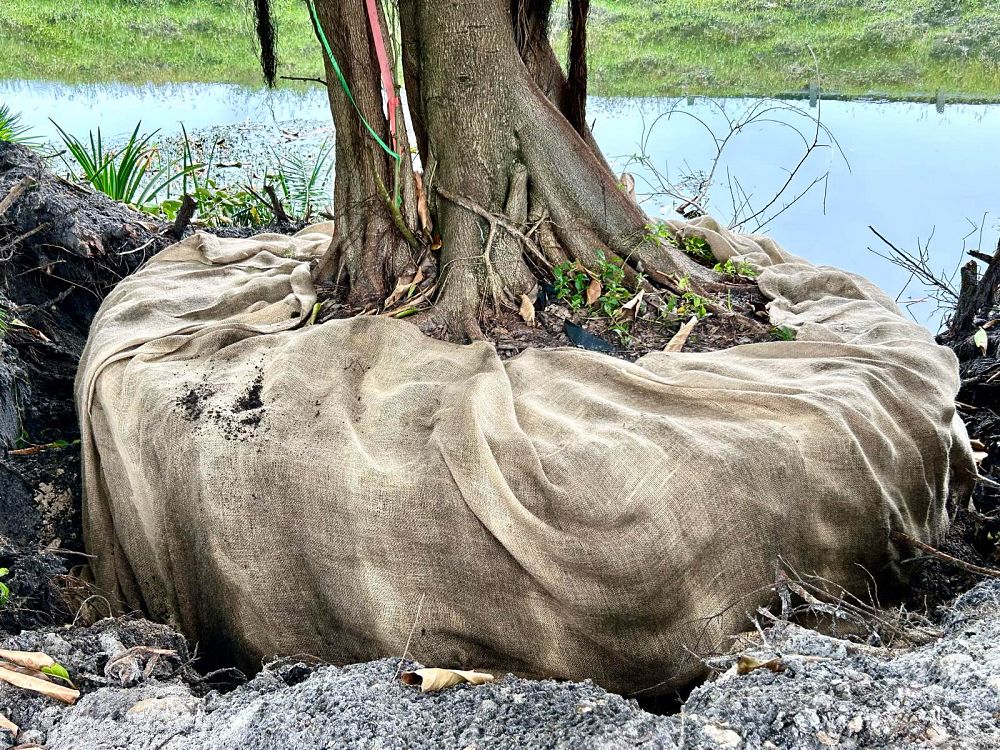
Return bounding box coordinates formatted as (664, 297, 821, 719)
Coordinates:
(4, 79, 998, 329)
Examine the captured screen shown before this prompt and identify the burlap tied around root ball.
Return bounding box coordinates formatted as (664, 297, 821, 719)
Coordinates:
(76, 220, 975, 694)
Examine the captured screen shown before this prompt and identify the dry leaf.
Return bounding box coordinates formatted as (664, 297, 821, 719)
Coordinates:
(664, 316, 698, 353)
(970, 438, 987, 451)
(7, 446, 41, 457)
(621, 290, 644, 311)
(401, 668, 495, 693)
(519, 294, 537, 327)
(973, 451, 989, 465)
(9, 319, 51, 343)
(0, 712, 16, 736)
(620, 290, 645, 322)
(585, 279, 602, 306)
(384, 272, 417, 310)
(414, 171, 433, 234)
(0, 650, 56, 672)
(736, 654, 787, 675)
(975, 327, 989, 355)
(0, 666, 79, 704)
(619, 171, 637, 203)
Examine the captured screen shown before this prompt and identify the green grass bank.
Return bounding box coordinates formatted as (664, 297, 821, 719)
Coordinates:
(1, 0, 999, 98)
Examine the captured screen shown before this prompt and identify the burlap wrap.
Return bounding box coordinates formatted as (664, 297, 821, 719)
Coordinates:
(76, 219, 975, 694)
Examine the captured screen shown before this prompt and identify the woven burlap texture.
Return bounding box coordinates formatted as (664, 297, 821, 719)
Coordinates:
(76, 219, 975, 694)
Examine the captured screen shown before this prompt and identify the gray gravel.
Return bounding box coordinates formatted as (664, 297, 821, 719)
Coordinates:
(2, 581, 1000, 748)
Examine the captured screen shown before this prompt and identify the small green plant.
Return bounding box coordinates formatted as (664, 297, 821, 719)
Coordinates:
(552, 261, 591, 311)
(771, 325, 797, 341)
(678, 235, 713, 262)
(152, 182, 273, 227)
(0, 567, 9, 607)
(53, 121, 201, 206)
(145, 124, 272, 227)
(595, 253, 640, 318)
(0, 308, 8, 340)
(552, 252, 646, 344)
(0, 104, 40, 148)
(663, 276, 710, 319)
(645, 221, 673, 244)
(713, 258, 759, 279)
(647, 222, 714, 262)
(41, 662, 71, 682)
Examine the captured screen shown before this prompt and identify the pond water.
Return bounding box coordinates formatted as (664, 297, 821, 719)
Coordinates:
(4, 78, 999, 330)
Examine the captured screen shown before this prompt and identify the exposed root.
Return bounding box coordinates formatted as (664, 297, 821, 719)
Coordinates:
(437, 188, 549, 269)
(891, 530, 1000, 579)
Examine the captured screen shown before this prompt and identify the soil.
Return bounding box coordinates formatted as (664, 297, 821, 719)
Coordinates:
(316, 273, 777, 361)
(175, 366, 270, 442)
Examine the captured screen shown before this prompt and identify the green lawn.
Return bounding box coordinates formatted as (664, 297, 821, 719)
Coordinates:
(0, 0, 319, 87)
(585, 0, 1000, 98)
(1, 0, 999, 98)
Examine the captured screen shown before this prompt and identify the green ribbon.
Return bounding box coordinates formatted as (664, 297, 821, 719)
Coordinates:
(306, 0, 400, 162)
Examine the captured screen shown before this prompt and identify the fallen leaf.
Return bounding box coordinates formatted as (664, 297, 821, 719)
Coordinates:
(519, 294, 537, 327)
(975, 327, 989, 355)
(0, 666, 79, 704)
(7, 446, 41, 457)
(621, 289, 644, 311)
(400, 668, 495, 693)
(664, 316, 698, 353)
(973, 451, 989, 465)
(0, 712, 16, 736)
(414, 171, 433, 234)
(970, 438, 987, 451)
(585, 279, 602, 306)
(735, 654, 787, 675)
(620, 289, 645, 322)
(384, 273, 417, 309)
(0, 649, 56, 672)
(9, 319, 51, 343)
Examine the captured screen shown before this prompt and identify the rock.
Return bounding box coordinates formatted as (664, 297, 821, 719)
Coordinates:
(0, 581, 998, 749)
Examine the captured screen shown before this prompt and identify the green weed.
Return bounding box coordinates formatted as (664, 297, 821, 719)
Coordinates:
(53, 121, 202, 206)
(553, 262, 591, 311)
(663, 275, 710, 319)
(713, 258, 759, 279)
(0, 104, 40, 148)
(3, 0, 999, 98)
(771, 325, 797, 341)
(552, 252, 646, 343)
(646, 223, 716, 263)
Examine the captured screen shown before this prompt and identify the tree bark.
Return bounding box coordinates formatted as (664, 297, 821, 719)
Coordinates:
(305, 0, 705, 339)
(311, 0, 419, 307)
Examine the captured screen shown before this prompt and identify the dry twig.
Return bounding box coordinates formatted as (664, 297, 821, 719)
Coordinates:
(891, 530, 1000, 579)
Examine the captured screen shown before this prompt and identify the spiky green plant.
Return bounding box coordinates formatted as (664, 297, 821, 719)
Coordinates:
(269, 141, 334, 220)
(52, 120, 201, 206)
(0, 104, 40, 147)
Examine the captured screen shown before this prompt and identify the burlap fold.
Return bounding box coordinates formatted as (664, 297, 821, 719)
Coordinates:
(76, 220, 974, 693)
